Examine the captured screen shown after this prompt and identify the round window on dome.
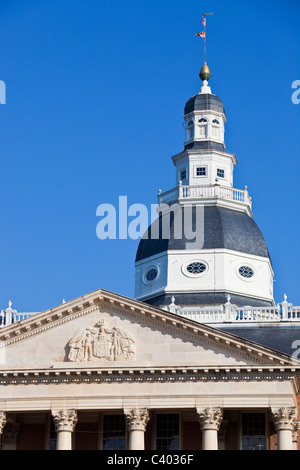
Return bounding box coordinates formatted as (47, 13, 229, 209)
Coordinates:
(144, 266, 159, 284)
(184, 261, 207, 276)
(238, 266, 255, 279)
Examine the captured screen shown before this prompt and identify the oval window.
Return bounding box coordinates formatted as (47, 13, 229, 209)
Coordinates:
(186, 262, 207, 275)
(144, 267, 159, 283)
(238, 266, 254, 279)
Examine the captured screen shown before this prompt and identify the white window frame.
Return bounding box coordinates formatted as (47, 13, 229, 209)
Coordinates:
(186, 119, 194, 142)
(236, 264, 256, 282)
(216, 168, 225, 179)
(197, 116, 208, 139)
(182, 260, 209, 278)
(197, 116, 208, 124)
(194, 166, 208, 178)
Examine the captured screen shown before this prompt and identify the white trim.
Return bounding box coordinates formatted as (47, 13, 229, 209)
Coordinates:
(216, 167, 225, 179)
(194, 165, 208, 178)
(136, 248, 273, 271)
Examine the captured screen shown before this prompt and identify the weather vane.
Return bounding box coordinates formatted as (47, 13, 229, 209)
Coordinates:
(196, 13, 213, 83)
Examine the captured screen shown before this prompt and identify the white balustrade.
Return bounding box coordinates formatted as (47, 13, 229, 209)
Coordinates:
(166, 299, 300, 325)
(1, 297, 300, 330)
(0, 310, 36, 328)
(158, 184, 252, 209)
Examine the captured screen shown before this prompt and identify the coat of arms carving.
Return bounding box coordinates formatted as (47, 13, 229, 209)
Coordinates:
(67, 320, 136, 362)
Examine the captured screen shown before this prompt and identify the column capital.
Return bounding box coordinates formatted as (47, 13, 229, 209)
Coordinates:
(124, 408, 150, 432)
(0, 411, 7, 434)
(197, 407, 223, 431)
(52, 409, 78, 432)
(271, 407, 297, 431)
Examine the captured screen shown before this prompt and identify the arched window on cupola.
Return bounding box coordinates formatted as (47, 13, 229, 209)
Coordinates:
(197, 117, 208, 138)
(211, 118, 221, 140)
(186, 120, 194, 141)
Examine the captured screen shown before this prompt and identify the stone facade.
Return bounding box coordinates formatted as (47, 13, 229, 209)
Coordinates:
(0, 288, 299, 450)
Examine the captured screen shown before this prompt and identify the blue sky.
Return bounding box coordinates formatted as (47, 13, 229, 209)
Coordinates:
(0, 0, 299, 312)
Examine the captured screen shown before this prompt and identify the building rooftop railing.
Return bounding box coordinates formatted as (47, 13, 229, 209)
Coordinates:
(2, 295, 300, 330)
(0, 301, 38, 329)
(164, 295, 300, 325)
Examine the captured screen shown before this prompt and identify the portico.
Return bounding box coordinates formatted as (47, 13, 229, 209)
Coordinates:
(0, 405, 298, 450)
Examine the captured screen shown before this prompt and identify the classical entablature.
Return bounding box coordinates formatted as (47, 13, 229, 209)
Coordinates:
(0, 288, 299, 450)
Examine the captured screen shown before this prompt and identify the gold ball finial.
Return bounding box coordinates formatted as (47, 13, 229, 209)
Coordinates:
(200, 63, 211, 82)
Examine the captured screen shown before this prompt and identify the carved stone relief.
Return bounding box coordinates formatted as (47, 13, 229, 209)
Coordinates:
(67, 320, 136, 362)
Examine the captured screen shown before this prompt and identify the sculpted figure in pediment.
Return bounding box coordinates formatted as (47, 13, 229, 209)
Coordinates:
(67, 321, 135, 362)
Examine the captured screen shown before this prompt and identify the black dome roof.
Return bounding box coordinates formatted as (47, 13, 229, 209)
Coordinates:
(136, 206, 271, 262)
(184, 93, 225, 116)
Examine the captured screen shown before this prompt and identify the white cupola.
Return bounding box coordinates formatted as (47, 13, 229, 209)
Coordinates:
(134, 63, 274, 309)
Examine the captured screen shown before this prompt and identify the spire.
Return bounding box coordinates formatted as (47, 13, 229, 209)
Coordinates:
(196, 13, 213, 94)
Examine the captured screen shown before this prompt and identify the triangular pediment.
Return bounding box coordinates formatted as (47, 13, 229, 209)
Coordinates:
(0, 288, 297, 375)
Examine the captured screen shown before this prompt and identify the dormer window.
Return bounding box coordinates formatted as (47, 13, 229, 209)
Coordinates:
(186, 120, 194, 141)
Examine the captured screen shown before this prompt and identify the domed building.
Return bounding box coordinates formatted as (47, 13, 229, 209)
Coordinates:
(0, 61, 300, 453)
(135, 64, 274, 309)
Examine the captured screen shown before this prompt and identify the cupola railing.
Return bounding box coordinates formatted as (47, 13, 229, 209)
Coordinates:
(158, 183, 252, 211)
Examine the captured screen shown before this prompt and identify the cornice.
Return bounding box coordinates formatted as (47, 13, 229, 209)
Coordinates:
(171, 148, 237, 165)
(0, 365, 297, 387)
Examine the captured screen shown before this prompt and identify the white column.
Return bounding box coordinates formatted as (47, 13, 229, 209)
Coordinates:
(197, 407, 223, 450)
(52, 409, 78, 450)
(124, 408, 150, 450)
(272, 407, 297, 451)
